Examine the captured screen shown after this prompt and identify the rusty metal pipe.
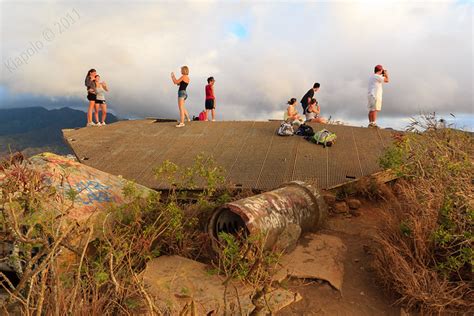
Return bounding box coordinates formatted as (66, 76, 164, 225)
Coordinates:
(208, 181, 327, 251)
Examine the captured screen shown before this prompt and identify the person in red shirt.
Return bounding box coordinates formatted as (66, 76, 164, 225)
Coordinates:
(205, 77, 216, 121)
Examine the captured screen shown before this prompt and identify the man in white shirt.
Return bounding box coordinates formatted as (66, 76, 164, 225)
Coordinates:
(367, 64, 389, 127)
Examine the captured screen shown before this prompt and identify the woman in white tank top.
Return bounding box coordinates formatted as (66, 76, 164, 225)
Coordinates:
(94, 75, 109, 126)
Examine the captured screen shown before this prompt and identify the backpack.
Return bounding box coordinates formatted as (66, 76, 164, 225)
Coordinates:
(198, 111, 207, 121)
(307, 129, 337, 147)
(277, 122, 294, 136)
(295, 124, 315, 137)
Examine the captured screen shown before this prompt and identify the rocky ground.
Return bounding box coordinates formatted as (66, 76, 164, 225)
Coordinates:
(279, 198, 400, 315)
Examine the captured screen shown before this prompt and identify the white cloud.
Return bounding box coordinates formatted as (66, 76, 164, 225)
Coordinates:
(0, 0, 472, 125)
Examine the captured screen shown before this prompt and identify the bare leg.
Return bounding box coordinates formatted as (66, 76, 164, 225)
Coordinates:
(178, 98, 185, 124)
(101, 103, 107, 123)
(87, 100, 95, 123)
(368, 111, 374, 123)
(369, 110, 377, 123)
(211, 109, 215, 121)
(94, 104, 100, 123)
(184, 107, 190, 121)
(206, 109, 210, 121)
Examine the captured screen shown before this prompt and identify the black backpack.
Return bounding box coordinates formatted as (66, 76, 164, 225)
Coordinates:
(295, 124, 315, 137)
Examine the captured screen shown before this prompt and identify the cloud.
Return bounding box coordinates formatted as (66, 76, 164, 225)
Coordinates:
(0, 0, 472, 126)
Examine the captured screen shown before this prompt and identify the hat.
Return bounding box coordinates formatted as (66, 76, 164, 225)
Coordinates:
(374, 64, 384, 72)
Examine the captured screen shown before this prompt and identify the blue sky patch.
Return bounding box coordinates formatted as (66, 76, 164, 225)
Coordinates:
(229, 22, 248, 39)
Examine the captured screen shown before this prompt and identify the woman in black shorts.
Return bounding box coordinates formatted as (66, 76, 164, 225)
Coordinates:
(171, 66, 191, 127)
(85, 68, 97, 126)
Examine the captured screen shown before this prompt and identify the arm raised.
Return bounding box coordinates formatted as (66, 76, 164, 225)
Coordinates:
(171, 72, 184, 85)
(383, 70, 389, 83)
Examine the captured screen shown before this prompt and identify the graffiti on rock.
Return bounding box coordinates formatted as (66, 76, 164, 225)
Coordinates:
(68, 179, 117, 205)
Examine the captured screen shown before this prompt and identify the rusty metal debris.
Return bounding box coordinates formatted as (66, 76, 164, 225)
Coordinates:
(208, 181, 328, 250)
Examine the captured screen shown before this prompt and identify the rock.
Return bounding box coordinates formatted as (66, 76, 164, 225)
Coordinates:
(0, 153, 154, 273)
(143, 255, 302, 315)
(273, 233, 347, 291)
(363, 245, 371, 254)
(347, 198, 362, 210)
(334, 201, 349, 213)
(323, 194, 336, 206)
(349, 209, 361, 217)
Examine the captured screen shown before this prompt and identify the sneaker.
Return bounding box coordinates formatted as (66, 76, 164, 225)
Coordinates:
(87, 122, 97, 127)
(212, 119, 216, 122)
(101, 122, 106, 126)
(175, 123, 185, 128)
(96, 122, 102, 127)
(368, 122, 379, 128)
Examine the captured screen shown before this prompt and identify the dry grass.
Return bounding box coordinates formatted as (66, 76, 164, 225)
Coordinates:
(0, 153, 282, 315)
(373, 115, 473, 314)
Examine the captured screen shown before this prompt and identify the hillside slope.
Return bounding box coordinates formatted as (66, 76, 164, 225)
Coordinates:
(0, 107, 118, 157)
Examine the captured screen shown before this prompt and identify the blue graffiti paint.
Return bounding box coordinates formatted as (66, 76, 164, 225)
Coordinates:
(71, 179, 116, 205)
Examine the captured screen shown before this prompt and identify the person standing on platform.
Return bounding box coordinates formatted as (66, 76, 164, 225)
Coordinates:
(205, 77, 216, 121)
(171, 66, 191, 127)
(300, 82, 320, 114)
(85, 68, 97, 127)
(367, 64, 389, 128)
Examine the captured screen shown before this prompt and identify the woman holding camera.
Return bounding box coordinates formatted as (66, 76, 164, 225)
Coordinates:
(171, 66, 191, 127)
(305, 98, 327, 123)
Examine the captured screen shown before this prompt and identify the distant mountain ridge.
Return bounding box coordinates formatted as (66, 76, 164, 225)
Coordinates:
(0, 107, 118, 157)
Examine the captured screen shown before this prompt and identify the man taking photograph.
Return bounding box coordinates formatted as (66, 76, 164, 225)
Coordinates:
(367, 65, 389, 127)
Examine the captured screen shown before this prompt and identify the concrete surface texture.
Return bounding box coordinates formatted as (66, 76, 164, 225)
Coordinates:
(63, 120, 394, 190)
(143, 255, 301, 314)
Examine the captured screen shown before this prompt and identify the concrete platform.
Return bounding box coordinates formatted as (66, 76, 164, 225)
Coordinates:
(63, 120, 395, 191)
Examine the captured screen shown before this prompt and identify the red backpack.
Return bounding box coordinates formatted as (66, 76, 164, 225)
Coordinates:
(198, 110, 207, 121)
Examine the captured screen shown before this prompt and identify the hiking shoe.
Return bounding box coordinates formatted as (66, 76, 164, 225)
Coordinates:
(176, 123, 185, 128)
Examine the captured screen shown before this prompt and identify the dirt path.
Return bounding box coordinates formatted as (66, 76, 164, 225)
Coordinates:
(279, 200, 400, 315)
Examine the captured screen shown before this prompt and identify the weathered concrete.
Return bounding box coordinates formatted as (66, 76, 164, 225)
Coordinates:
(63, 120, 395, 190)
(0, 152, 153, 272)
(26, 152, 152, 222)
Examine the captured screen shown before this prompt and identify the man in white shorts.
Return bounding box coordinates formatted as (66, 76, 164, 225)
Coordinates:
(367, 64, 389, 127)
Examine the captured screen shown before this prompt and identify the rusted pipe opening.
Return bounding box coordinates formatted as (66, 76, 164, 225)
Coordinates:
(210, 207, 248, 241)
(208, 181, 327, 252)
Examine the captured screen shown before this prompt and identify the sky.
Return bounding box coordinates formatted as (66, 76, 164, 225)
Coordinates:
(1, 0, 473, 130)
